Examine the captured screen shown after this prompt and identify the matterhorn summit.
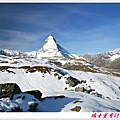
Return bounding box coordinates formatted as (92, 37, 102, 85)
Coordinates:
(37, 34, 73, 58)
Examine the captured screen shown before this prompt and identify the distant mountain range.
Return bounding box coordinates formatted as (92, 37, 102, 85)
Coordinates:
(81, 48, 120, 71)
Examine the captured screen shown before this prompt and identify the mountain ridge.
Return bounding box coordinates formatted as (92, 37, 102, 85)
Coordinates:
(81, 48, 120, 71)
(37, 34, 73, 59)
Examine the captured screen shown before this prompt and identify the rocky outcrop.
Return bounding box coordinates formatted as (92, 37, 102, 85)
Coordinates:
(75, 87, 85, 92)
(0, 83, 21, 100)
(25, 90, 42, 100)
(66, 76, 80, 87)
(28, 103, 38, 112)
(0, 83, 43, 112)
(70, 106, 81, 112)
(10, 106, 23, 112)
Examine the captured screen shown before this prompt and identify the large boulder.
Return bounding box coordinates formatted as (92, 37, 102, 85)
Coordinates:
(28, 103, 38, 112)
(0, 83, 21, 100)
(75, 87, 85, 92)
(70, 106, 81, 112)
(10, 106, 23, 112)
(66, 76, 80, 87)
(25, 90, 42, 100)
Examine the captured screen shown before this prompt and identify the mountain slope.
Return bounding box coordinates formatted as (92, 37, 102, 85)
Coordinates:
(0, 61, 120, 112)
(37, 34, 73, 59)
(81, 48, 120, 71)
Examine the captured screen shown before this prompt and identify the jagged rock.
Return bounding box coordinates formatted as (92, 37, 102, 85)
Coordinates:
(25, 90, 42, 100)
(84, 89, 91, 94)
(28, 103, 38, 112)
(73, 100, 82, 104)
(0, 83, 21, 100)
(19, 66, 52, 74)
(75, 87, 85, 92)
(80, 80, 86, 83)
(10, 106, 22, 112)
(71, 106, 81, 112)
(54, 95, 65, 99)
(91, 92, 99, 97)
(66, 76, 80, 87)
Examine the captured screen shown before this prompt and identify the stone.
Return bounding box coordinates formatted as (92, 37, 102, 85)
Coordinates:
(75, 87, 85, 92)
(66, 76, 80, 87)
(0, 83, 21, 100)
(71, 106, 81, 112)
(25, 90, 42, 100)
(28, 103, 38, 112)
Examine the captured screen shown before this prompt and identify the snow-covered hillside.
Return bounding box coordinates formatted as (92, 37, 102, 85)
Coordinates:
(0, 34, 120, 113)
(0, 57, 120, 112)
(37, 34, 73, 59)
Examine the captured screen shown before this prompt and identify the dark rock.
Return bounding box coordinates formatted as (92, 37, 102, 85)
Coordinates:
(17, 96, 21, 99)
(0, 83, 21, 100)
(10, 106, 22, 112)
(54, 73, 58, 76)
(66, 76, 80, 87)
(28, 103, 38, 112)
(73, 100, 82, 104)
(19, 66, 52, 74)
(75, 87, 85, 92)
(49, 61, 62, 67)
(91, 92, 99, 97)
(84, 89, 91, 94)
(25, 90, 42, 100)
(64, 87, 67, 90)
(6, 69, 15, 74)
(71, 106, 81, 112)
(41, 95, 65, 102)
(54, 95, 65, 99)
(80, 80, 86, 83)
(58, 76, 62, 79)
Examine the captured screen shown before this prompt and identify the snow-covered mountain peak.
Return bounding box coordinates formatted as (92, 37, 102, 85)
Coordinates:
(48, 33, 55, 39)
(106, 48, 120, 55)
(106, 48, 120, 61)
(37, 34, 73, 59)
(42, 33, 57, 51)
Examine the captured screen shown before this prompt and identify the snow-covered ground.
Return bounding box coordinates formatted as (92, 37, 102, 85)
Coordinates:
(0, 56, 120, 112)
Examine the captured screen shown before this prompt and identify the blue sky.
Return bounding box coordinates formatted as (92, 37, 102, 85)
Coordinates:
(0, 3, 120, 55)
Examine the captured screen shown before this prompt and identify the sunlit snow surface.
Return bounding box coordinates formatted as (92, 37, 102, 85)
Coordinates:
(37, 35, 73, 58)
(0, 56, 120, 112)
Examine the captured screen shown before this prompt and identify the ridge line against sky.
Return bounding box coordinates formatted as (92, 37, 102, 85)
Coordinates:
(0, 3, 120, 55)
